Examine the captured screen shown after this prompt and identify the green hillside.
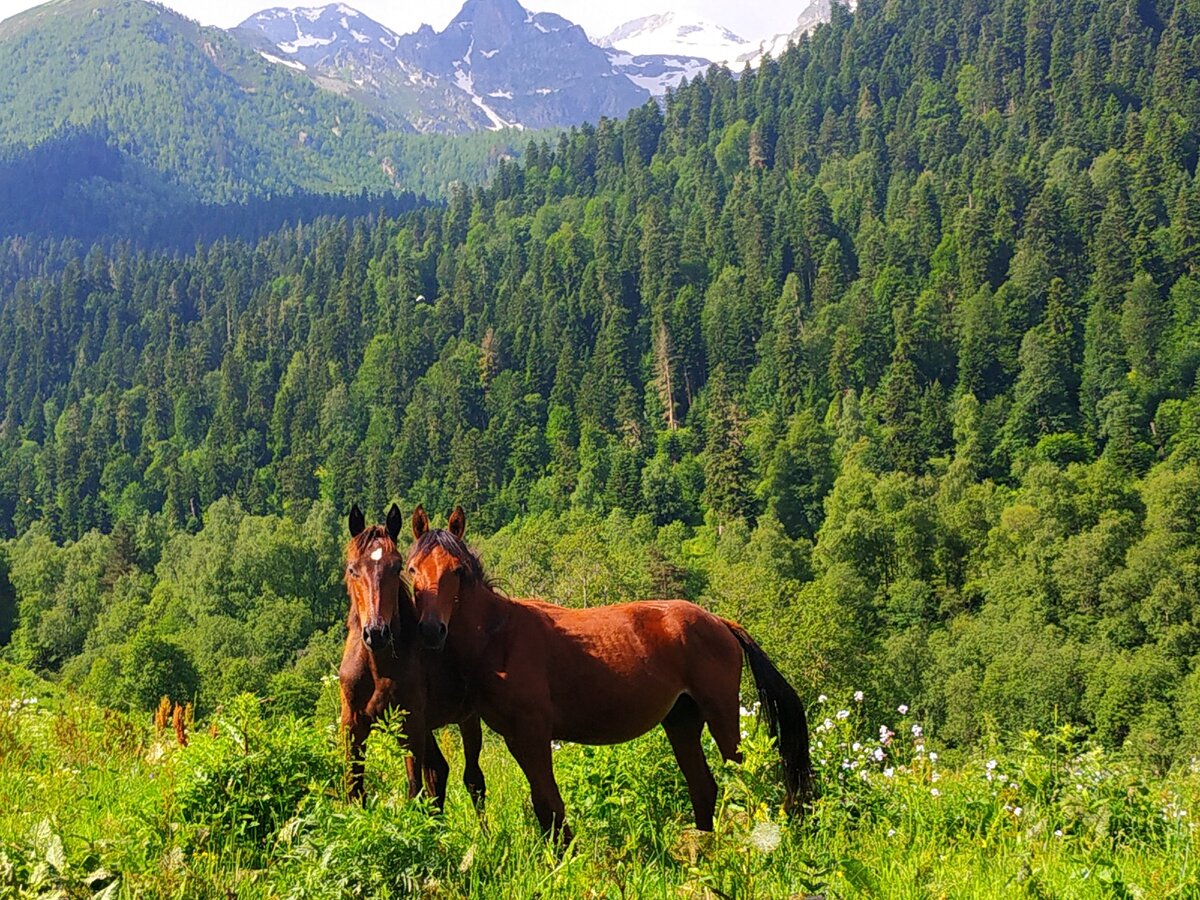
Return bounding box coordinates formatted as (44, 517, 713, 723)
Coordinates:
(0, 0, 1198, 852)
(0, 0, 528, 244)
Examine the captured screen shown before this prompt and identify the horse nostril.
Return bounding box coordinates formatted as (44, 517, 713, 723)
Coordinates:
(380, 623, 392, 642)
(362, 627, 372, 646)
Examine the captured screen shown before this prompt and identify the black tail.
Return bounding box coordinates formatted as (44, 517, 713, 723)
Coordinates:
(726, 621, 813, 811)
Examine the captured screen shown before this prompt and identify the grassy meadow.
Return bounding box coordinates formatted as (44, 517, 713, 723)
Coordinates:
(1, 662, 1196, 899)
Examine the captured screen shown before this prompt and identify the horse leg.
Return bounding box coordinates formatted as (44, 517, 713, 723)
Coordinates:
(461, 715, 487, 812)
(663, 694, 719, 831)
(689, 679, 745, 765)
(342, 712, 372, 802)
(422, 732, 450, 810)
(403, 711, 428, 801)
(505, 733, 572, 844)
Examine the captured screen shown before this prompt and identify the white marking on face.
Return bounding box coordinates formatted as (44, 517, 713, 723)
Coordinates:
(370, 547, 383, 561)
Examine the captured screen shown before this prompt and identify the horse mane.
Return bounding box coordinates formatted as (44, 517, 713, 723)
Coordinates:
(406, 528, 495, 590)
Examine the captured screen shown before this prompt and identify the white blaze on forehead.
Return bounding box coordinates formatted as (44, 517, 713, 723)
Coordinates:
(370, 547, 384, 561)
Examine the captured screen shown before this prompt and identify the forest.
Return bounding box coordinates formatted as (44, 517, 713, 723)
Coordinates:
(0, 0, 1198, 833)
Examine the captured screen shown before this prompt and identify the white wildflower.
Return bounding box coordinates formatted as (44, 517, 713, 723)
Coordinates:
(897, 704, 909, 715)
(854, 690, 864, 702)
(852, 742, 862, 753)
(748, 821, 781, 854)
(818, 694, 828, 704)
(836, 709, 850, 720)
(873, 747, 885, 762)
(929, 752, 938, 762)
(883, 767, 894, 778)
(911, 724, 923, 737)
(930, 788, 940, 797)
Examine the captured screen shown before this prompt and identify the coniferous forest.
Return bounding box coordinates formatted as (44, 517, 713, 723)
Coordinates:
(2, 0, 1200, 894)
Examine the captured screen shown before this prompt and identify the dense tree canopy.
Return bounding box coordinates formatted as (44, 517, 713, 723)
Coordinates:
(0, 0, 1198, 763)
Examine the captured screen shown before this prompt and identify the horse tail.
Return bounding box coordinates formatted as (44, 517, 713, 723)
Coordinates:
(724, 620, 813, 812)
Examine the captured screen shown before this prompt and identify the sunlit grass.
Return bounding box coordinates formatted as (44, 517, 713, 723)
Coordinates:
(1, 673, 1197, 898)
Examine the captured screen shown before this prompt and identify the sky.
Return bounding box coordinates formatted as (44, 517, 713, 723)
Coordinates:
(0, 0, 804, 45)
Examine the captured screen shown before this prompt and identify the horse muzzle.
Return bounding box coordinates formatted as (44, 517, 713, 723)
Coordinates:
(419, 619, 447, 651)
(361, 621, 392, 649)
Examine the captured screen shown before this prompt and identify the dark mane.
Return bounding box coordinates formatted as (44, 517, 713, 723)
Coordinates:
(348, 524, 396, 560)
(406, 529, 492, 588)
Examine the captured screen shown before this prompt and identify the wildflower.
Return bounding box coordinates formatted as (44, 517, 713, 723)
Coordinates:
(873, 747, 885, 762)
(852, 742, 862, 753)
(911, 724, 923, 737)
(897, 704, 908, 715)
(883, 767, 894, 778)
(836, 709, 850, 720)
(818, 694, 828, 704)
(854, 690, 864, 702)
(841, 758, 851, 770)
(879, 725, 893, 744)
(1054, 829, 1063, 838)
(986, 759, 997, 770)
(930, 788, 940, 797)
(931, 771, 941, 782)
(929, 752, 938, 762)
(748, 821, 781, 853)
(887, 828, 896, 837)
(821, 718, 833, 731)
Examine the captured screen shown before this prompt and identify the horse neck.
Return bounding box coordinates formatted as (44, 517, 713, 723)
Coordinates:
(448, 579, 508, 658)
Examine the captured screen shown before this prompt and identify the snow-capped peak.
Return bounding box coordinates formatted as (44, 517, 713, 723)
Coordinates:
(597, 13, 747, 64)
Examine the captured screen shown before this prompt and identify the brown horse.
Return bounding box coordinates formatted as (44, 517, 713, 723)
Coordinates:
(405, 505, 811, 841)
(339, 503, 485, 809)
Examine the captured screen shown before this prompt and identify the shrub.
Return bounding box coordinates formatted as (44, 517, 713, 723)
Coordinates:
(171, 694, 340, 855)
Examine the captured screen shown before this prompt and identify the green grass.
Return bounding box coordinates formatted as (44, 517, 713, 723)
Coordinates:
(0, 669, 1196, 898)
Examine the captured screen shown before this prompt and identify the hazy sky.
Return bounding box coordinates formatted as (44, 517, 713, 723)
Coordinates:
(0, 0, 805, 43)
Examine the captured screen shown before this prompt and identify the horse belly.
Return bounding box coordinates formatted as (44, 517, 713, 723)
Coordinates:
(550, 677, 682, 744)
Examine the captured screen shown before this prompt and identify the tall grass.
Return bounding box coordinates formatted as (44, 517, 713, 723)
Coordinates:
(1, 670, 1196, 898)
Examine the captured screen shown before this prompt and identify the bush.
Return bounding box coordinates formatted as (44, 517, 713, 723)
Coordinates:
(171, 694, 341, 855)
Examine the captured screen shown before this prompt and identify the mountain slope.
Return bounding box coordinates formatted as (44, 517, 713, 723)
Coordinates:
(235, 5, 498, 132)
(0, 0, 405, 203)
(396, 0, 649, 130)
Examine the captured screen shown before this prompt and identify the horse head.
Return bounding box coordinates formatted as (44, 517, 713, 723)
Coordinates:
(345, 503, 407, 651)
(406, 504, 475, 651)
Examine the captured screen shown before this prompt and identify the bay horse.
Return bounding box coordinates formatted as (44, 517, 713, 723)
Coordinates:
(405, 505, 812, 841)
(339, 503, 485, 809)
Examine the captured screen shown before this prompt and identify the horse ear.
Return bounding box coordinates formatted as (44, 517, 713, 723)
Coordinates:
(348, 504, 365, 537)
(385, 503, 403, 542)
(447, 505, 466, 539)
(412, 505, 429, 539)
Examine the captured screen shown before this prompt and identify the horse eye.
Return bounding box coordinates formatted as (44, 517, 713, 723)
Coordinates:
(407, 566, 416, 575)
(347, 566, 359, 578)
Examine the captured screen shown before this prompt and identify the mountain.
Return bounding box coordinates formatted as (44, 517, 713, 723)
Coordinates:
(731, 0, 856, 67)
(234, 5, 497, 132)
(598, 14, 748, 63)
(604, 49, 711, 96)
(241, 0, 650, 131)
(0, 0, 402, 202)
(596, 14, 751, 96)
(0, 0, 527, 244)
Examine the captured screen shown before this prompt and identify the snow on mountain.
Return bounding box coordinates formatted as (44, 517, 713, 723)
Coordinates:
(240, 0, 650, 131)
(605, 49, 709, 96)
(727, 0, 856, 68)
(598, 13, 747, 65)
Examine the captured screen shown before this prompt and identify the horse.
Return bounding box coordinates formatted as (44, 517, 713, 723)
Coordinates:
(338, 503, 486, 810)
(404, 505, 812, 842)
